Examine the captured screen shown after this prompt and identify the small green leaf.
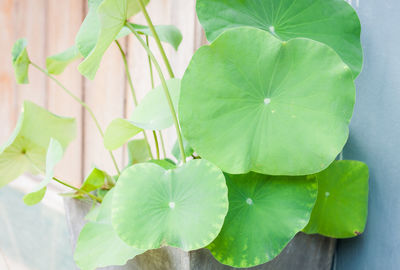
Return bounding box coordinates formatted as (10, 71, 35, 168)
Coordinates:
(78, 0, 150, 79)
(74, 190, 144, 270)
(46, 46, 82, 75)
(80, 167, 112, 193)
(303, 160, 369, 238)
(104, 118, 142, 150)
(112, 159, 228, 251)
(196, 0, 363, 78)
(0, 102, 76, 188)
(126, 139, 151, 166)
(131, 79, 180, 130)
(11, 38, 30, 84)
(180, 27, 355, 175)
(172, 137, 193, 161)
(147, 159, 176, 170)
(118, 23, 183, 51)
(23, 138, 64, 205)
(207, 172, 318, 268)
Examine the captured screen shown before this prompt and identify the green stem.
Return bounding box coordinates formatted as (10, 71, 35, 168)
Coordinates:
(115, 41, 154, 159)
(137, 0, 175, 78)
(146, 36, 166, 159)
(53, 177, 102, 203)
(152, 130, 160, 159)
(31, 62, 121, 175)
(126, 23, 186, 163)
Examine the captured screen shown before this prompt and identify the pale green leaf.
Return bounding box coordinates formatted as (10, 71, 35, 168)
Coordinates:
(112, 159, 228, 251)
(104, 118, 142, 150)
(11, 38, 30, 84)
(126, 139, 151, 166)
(78, 0, 150, 79)
(180, 27, 355, 175)
(118, 23, 183, 51)
(0, 101, 76, 188)
(46, 46, 82, 75)
(131, 79, 180, 130)
(303, 160, 369, 238)
(23, 138, 64, 205)
(172, 137, 193, 161)
(147, 159, 176, 170)
(74, 190, 144, 270)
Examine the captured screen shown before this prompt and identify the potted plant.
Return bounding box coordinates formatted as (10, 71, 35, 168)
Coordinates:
(1, 0, 369, 269)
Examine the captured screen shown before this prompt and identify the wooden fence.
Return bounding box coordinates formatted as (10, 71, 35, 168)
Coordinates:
(0, 0, 206, 185)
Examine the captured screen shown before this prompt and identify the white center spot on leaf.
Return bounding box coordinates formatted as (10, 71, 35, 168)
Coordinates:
(269, 26, 276, 34)
(169, 202, 176, 209)
(325, 192, 330, 197)
(264, 98, 271, 105)
(246, 198, 253, 205)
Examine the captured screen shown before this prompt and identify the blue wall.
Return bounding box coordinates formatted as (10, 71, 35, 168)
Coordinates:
(336, 1, 400, 269)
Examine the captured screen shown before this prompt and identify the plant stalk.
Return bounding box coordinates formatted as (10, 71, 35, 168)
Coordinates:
(30, 62, 121, 175)
(152, 130, 160, 159)
(53, 177, 102, 203)
(137, 0, 175, 78)
(125, 23, 186, 163)
(115, 40, 154, 159)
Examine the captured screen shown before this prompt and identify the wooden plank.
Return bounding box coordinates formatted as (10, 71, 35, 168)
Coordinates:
(0, 0, 18, 144)
(46, 0, 84, 185)
(13, 0, 48, 109)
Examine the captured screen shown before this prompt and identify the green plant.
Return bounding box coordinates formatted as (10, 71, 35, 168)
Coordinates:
(2, 0, 369, 269)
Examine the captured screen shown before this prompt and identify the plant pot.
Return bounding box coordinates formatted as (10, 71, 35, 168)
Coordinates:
(64, 198, 336, 270)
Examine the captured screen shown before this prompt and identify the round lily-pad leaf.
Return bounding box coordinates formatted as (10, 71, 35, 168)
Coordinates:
(74, 190, 144, 270)
(303, 160, 369, 238)
(112, 159, 229, 251)
(207, 172, 318, 268)
(179, 27, 355, 176)
(196, 0, 362, 78)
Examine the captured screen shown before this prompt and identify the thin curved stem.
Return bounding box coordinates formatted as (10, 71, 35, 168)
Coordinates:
(53, 177, 102, 203)
(126, 23, 186, 163)
(115, 40, 154, 159)
(31, 62, 121, 175)
(137, 0, 175, 78)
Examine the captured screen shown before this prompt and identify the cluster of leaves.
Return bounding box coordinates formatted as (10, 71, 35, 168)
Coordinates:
(1, 0, 370, 269)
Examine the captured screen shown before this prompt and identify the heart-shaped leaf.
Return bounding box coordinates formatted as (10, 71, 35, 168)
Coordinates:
(23, 138, 64, 205)
(74, 189, 144, 270)
(126, 139, 152, 166)
(46, 45, 82, 75)
(104, 118, 142, 150)
(196, 0, 362, 78)
(207, 172, 317, 268)
(112, 159, 228, 251)
(11, 38, 31, 84)
(0, 102, 76, 188)
(303, 160, 369, 238)
(130, 79, 180, 130)
(78, 0, 150, 79)
(118, 23, 183, 51)
(180, 27, 355, 176)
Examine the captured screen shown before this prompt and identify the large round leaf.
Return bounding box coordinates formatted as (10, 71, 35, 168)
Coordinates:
(303, 160, 369, 238)
(196, 0, 362, 78)
(179, 27, 355, 176)
(112, 159, 228, 251)
(207, 172, 317, 268)
(74, 190, 144, 270)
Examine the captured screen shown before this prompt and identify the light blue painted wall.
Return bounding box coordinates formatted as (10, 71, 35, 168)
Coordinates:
(336, 1, 400, 269)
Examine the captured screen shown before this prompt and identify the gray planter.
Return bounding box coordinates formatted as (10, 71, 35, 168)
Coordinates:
(64, 198, 336, 270)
